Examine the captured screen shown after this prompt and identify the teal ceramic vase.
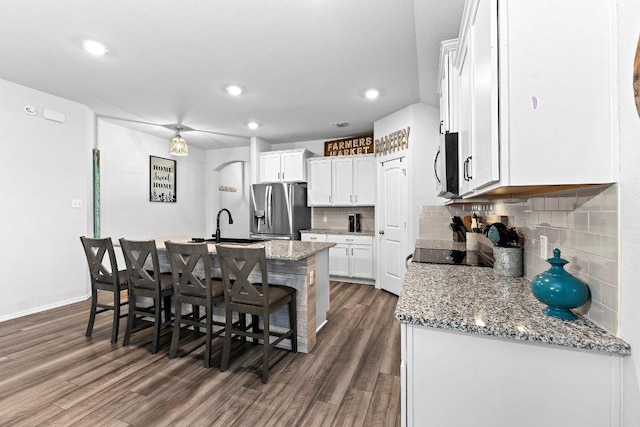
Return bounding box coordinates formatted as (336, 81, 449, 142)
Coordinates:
(530, 248, 589, 320)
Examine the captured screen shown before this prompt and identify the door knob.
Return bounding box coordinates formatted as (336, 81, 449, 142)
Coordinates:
(378, 230, 385, 235)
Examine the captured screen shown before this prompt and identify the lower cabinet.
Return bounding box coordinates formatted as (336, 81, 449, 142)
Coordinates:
(302, 233, 374, 281)
(401, 323, 622, 427)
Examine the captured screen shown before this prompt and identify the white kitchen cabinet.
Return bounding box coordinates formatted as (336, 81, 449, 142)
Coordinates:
(456, 35, 472, 196)
(259, 149, 311, 183)
(300, 233, 327, 243)
(453, 0, 617, 198)
(401, 323, 622, 427)
(307, 155, 376, 207)
(437, 39, 459, 135)
(327, 234, 374, 280)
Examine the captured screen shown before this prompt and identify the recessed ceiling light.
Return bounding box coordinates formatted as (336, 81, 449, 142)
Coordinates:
(365, 89, 380, 100)
(247, 122, 260, 130)
(83, 40, 108, 56)
(226, 85, 244, 96)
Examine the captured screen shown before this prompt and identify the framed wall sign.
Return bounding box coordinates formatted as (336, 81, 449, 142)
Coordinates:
(634, 34, 640, 118)
(150, 155, 176, 202)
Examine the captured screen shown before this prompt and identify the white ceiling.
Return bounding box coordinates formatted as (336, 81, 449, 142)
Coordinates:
(0, 0, 463, 149)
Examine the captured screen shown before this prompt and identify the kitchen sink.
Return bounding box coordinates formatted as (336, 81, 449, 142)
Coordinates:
(190, 237, 260, 245)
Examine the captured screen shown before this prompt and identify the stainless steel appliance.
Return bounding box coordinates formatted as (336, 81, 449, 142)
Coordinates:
(348, 213, 361, 232)
(434, 132, 460, 198)
(250, 182, 311, 240)
(411, 248, 493, 267)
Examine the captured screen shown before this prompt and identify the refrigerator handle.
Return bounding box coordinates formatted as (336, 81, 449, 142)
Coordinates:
(265, 185, 271, 233)
(269, 185, 274, 232)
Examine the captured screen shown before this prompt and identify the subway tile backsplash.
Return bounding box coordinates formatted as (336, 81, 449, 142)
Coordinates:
(419, 184, 619, 334)
(311, 206, 375, 232)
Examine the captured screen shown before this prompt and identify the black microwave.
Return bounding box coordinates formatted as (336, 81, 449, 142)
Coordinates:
(434, 132, 459, 199)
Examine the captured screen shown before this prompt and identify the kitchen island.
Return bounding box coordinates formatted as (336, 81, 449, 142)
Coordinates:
(396, 240, 630, 427)
(156, 238, 335, 353)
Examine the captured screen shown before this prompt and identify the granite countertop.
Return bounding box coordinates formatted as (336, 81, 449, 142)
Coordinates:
(395, 262, 631, 356)
(156, 237, 335, 261)
(301, 229, 375, 236)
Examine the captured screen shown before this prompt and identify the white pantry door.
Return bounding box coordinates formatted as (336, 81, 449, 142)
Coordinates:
(378, 157, 408, 296)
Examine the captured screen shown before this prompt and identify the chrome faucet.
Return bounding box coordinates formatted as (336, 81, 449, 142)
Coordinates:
(214, 208, 234, 243)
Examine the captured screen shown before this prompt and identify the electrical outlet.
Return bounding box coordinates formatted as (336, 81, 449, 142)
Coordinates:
(539, 235, 548, 259)
(71, 199, 83, 208)
(323, 216, 327, 223)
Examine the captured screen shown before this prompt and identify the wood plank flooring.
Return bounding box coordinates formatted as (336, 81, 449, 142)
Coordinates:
(0, 282, 400, 426)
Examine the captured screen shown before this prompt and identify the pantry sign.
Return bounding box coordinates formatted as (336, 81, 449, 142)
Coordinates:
(324, 134, 374, 156)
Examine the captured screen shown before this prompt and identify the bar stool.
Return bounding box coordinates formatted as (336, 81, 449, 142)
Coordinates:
(80, 236, 128, 343)
(216, 244, 297, 383)
(120, 238, 174, 354)
(165, 241, 226, 368)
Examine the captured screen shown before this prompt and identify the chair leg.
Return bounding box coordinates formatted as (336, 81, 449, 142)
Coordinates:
(111, 292, 120, 344)
(163, 295, 172, 325)
(220, 308, 233, 372)
(252, 314, 260, 345)
(193, 305, 201, 336)
(240, 313, 247, 344)
(289, 297, 297, 353)
(151, 298, 162, 354)
(169, 302, 182, 359)
(204, 305, 212, 368)
(123, 295, 135, 347)
(262, 313, 270, 384)
(85, 290, 98, 337)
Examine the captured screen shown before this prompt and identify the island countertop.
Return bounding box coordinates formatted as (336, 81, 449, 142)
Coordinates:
(395, 261, 631, 356)
(156, 237, 335, 261)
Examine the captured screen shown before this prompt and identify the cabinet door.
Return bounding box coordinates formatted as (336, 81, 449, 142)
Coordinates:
(469, 0, 499, 191)
(457, 39, 472, 196)
(307, 159, 332, 206)
(260, 153, 281, 183)
(353, 156, 376, 206)
(349, 244, 373, 279)
(329, 244, 349, 277)
(332, 158, 354, 205)
(281, 151, 305, 182)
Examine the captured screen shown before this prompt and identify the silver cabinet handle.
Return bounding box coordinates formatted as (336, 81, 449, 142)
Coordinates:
(310, 237, 317, 240)
(329, 195, 332, 203)
(346, 248, 349, 255)
(350, 195, 353, 202)
(346, 238, 353, 242)
(351, 248, 353, 255)
(282, 172, 285, 180)
(355, 195, 358, 203)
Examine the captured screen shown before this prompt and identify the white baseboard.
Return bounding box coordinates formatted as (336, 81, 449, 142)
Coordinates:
(0, 293, 90, 323)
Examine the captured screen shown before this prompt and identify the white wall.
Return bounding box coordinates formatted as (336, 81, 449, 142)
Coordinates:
(98, 120, 207, 241)
(0, 79, 94, 321)
(618, 0, 640, 423)
(205, 146, 251, 238)
(374, 103, 441, 245)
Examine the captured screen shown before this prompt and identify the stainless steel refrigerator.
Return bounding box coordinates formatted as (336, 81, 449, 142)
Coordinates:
(250, 182, 311, 240)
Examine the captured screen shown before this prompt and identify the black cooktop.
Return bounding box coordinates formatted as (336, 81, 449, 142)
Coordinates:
(412, 248, 493, 267)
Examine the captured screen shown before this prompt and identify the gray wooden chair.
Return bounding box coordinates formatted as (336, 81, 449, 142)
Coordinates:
(216, 244, 297, 383)
(119, 238, 174, 354)
(80, 236, 128, 343)
(165, 241, 226, 368)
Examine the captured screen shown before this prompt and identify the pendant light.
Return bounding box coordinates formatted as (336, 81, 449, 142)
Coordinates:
(169, 126, 188, 156)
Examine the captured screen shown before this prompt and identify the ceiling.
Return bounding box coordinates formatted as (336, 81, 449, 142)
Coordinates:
(0, 0, 464, 150)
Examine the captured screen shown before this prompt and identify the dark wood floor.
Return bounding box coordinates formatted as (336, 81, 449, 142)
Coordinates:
(0, 282, 400, 426)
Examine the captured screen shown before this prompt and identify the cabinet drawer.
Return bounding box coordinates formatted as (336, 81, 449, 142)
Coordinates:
(326, 234, 373, 246)
(301, 233, 327, 242)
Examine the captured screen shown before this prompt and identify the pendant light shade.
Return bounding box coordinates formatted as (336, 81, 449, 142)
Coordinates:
(169, 126, 188, 156)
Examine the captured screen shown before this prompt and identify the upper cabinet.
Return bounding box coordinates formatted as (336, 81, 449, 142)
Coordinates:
(438, 39, 459, 135)
(259, 149, 311, 183)
(449, 0, 617, 198)
(307, 155, 376, 207)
